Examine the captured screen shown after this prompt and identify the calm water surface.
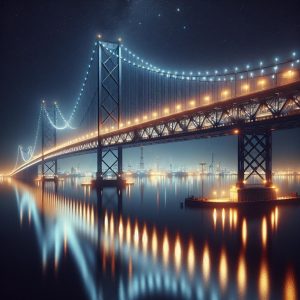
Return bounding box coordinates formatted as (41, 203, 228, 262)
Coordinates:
(0, 176, 299, 300)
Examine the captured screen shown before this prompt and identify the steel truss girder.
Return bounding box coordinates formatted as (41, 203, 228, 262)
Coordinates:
(100, 90, 300, 146)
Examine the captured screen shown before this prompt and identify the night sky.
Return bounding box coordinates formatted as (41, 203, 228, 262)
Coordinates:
(1, 0, 300, 172)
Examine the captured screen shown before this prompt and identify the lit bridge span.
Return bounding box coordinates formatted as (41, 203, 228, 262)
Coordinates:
(9, 38, 300, 188)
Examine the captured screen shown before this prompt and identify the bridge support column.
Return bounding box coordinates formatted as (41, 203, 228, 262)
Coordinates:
(41, 101, 58, 183)
(237, 130, 272, 187)
(237, 130, 275, 201)
(94, 39, 125, 189)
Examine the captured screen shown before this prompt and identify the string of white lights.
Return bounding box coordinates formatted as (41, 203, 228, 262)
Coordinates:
(54, 102, 75, 129)
(66, 42, 98, 125)
(19, 146, 34, 162)
(100, 41, 299, 81)
(15, 105, 42, 167)
(49, 42, 97, 129)
(43, 106, 73, 130)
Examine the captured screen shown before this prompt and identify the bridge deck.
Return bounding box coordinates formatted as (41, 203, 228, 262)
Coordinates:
(10, 80, 300, 176)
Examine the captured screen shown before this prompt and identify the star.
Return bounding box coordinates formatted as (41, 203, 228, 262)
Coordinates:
(176, 8, 181, 12)
(183, 25, 187, 30)
(158, 13, 161, 17)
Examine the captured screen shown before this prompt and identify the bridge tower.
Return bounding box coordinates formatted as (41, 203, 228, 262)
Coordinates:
(95, 39, 124, 188)
(41, 101, 57, 182)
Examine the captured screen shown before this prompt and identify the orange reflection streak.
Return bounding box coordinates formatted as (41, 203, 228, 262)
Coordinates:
(118, 216, 124, 244)
(275, 207, 279, 229)
(258, 257, 269, 300)
(222, 208, 226, 229)
(242, 218, 247, 247)
(270, 211, 275, 230)
(63, 225, 68, 255)
(162, 230, 169, 266)
(187, 239, 195, 277)
(87, 205, 90, 224)
(104, 212, 108, 234)
(110, 213, 114, 238)
(133, 221, 139, 247)
(233, 209, 238, 229)
(142, 224, 148, 253)
(284, 267, 297, 300)
(152, 227, 158, 260)
(91, 207, 95, 227)
(219, 248, 228, 292)
(213, 208, 217, 228)
(229, 208, 233, 229)
(174, 235, 182, 273)
(126, 218, 131, 244)
(261, 217, 267, 249)
(202, 243, 210, 284)
(237, 251, 247, 298)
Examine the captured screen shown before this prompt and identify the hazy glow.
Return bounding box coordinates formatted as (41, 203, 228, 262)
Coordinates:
(133, 221, 139, 247)
(219, 248, 228, 291)
(152, 227, 158, 259)
(142, 224, 148, 253)
(284, 268, 297, 300)
(204, 95, 210, 102)
(110, 213, 114, 237)
(237, 252, 247, 297)
(261, 216, 267, 249)
(187, 240, 195, 277)
(222, 208, 225, 229)
(162, 231, 169, 265)
(242, 84, 250, 92)
(104, 212, 108, 234)
(258, 78, 266, 87)
(259, 258, 269, 300)
(242, 218, 247, 247)
(126, 219, 131, 244)
(118, 216, 124, 244)
(174, 235, 182, 273)
(233, 209, 238, 229)
(213, 208, 217, 228)
(202, 243, 210, 284)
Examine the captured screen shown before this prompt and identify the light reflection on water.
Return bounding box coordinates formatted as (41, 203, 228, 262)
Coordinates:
(2, 175, 300, 300)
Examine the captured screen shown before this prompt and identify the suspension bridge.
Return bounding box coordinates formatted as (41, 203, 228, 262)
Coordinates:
(8, 37, 300, 192)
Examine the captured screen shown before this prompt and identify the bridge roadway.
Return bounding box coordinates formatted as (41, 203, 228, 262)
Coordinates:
(10, 81, 300, 177)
